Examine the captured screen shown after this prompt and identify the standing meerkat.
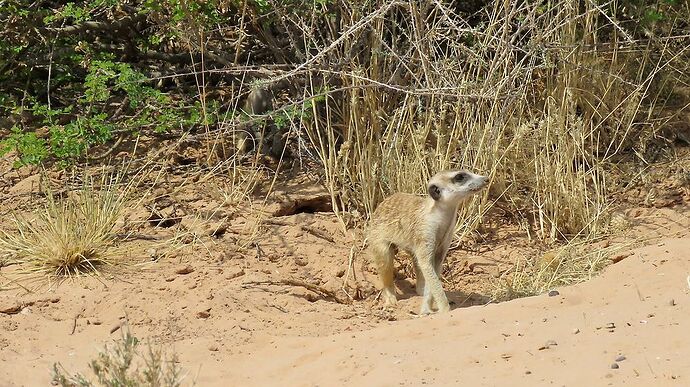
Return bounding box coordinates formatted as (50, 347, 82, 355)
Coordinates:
(367, 170, 489, 314)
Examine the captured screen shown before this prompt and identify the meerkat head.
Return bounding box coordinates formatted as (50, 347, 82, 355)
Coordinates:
(427, 169, 489, 205)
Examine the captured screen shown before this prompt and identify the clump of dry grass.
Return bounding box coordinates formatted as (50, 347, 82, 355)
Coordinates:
(0, 171, 129, 278)
(52, 328, 185, 387)
(490, 241, 630, 301)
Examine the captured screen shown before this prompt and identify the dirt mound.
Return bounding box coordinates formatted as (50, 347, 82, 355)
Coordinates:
(203, 238, 690, 386)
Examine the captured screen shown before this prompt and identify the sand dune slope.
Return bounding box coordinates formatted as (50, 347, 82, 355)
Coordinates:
(216, 238, 690, 386)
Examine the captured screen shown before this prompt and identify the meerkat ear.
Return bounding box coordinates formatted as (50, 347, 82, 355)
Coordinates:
(428, 184, 441, 200)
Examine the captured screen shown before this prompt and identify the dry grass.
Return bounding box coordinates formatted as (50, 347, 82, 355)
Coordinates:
(0, 170, 131, 278)
(52, 327, 185, 387)
(286, 0, 690, 243)
(490, 240, 631, 301)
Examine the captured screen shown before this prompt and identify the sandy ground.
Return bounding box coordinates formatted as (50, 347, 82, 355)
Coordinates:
(0, 163, 689, 386)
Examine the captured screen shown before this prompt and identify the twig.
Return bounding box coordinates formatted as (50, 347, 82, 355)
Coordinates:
(264, 219, 336, 243)
(242, 278, 350, 304)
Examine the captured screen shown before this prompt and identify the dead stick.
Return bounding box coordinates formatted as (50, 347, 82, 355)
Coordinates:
(242, 279, 350, 304)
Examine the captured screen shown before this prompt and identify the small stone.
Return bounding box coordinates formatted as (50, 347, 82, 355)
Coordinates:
(572, 328, 580, 334)
(669, 299, 676, 306)
(92, 320, 102, 326)
(165, 277, 175, 282)
(605, 322, 615, 329)
(225, 268, 245, 280)
(615, 355, 626, 362)
(197, 310, 211, 319)
(208, 344, 219, 352)
(525, 370, 531, 375)
(545, 340, 558, 347)
(548, 290, 560, 297)
(0, 301, 23, 315)
(175, 265, 194, 275)
(611, 363, 619, 369)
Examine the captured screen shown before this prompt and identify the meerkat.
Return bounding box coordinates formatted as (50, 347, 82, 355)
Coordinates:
(367, 170, 489, 314)
(234, 87, 287, 159)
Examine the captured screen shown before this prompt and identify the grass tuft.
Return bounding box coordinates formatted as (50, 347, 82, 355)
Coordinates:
(490, 241, 630, 301)
(0, 171, 128, 278)
(52, 327, 185, 387)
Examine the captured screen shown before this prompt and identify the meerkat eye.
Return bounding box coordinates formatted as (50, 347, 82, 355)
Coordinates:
(453, 172, 468, 183)
(428, 184, 442, 200)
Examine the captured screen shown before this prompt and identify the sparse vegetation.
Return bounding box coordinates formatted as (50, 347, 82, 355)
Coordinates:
(491, 241, 631, 301)
(0, 170, 129, 278)
(0, 1, 687, 298)
(52, 328, 185, 387)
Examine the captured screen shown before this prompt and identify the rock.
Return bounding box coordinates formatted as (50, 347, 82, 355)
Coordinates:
(197, 309, 211, 319)
(605, 322, 615, 329)
(669, 299, 676, 306)
(9, 174, 41, 196)
(0, 301, 23, 315)
(572, 328, 580, 334)
(611, 253, 632, 263)
(611, 363, 619, 369)
(615, 355, 626, 362)
(208, 344, 219, 352)
(545, 340, 558, 347)
(548, 290, 560, 297)
(175, 265, 194, 275)
(225, 268, 245, 280)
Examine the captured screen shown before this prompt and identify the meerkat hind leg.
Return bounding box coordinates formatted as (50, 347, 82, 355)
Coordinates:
(373, 241, 398, 306)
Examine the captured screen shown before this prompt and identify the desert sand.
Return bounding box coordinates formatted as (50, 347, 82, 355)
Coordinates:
(0, 168, 689, 386)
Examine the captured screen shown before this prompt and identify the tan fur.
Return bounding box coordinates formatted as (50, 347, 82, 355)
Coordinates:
(367, 169, 489, 314)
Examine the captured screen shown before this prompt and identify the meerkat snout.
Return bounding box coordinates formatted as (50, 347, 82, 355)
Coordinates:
(368, 169, 489, 315)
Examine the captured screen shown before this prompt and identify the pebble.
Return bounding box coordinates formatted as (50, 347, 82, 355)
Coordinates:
(226, 268, 245, 280)
(197, 310, 211, 319)
(611, 363, 620, 369)
(572, 328, 580, 334)
(605, 322, 615, 329)
(669, 299, 676, 306)
(615, 355, 626, 362)
(175, 265, 195, 275)
(525, 370, 531, 375)
(208, 344, 219, 352)
(548, 290, 560, 297)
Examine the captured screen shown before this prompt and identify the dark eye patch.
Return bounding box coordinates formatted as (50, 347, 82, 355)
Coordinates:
(453, 172, 468, 183)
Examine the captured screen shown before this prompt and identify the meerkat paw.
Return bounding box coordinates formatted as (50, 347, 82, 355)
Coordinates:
(381, 288, 398, 306)
(435, 298, 451, 313)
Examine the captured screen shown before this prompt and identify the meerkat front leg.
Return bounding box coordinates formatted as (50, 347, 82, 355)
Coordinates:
(413, 258, 425, 296)
(416, 244, 450, 314)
